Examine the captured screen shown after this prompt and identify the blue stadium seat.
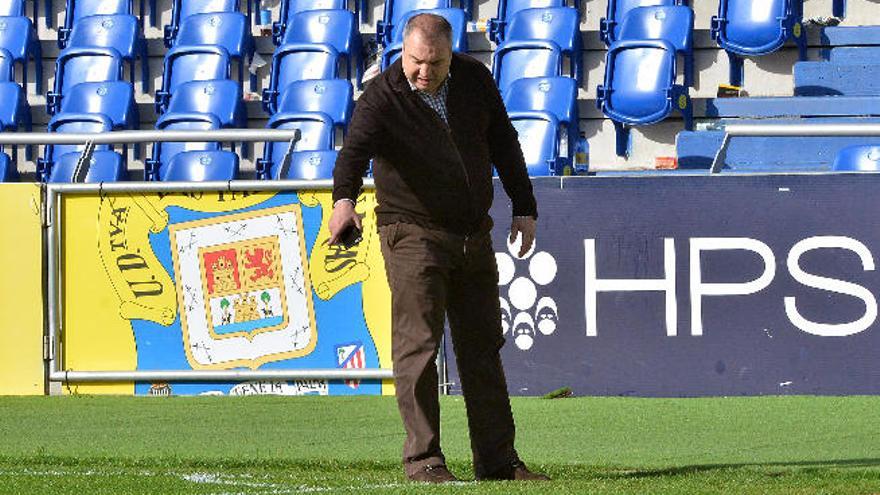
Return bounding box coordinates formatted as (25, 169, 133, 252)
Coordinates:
(504, 76, 577, 163)
(0, 15, 42, 92)
(265, 149, 337, 180)
(258, 112, 334, 179)
(618, 5, 693, 86)
(509, 110, 561, 176)
(488, 0, 569, 44)
(48, 47, 124, 115)
(596, 39, 692, 157)
(40, 112, 114, 181)
(0, 151, 16, 182)
(0, 0, 25, 16)
(381, 7, 468, 70)
(502, 7, 582, 83)
(148, 112, 222, 181)
(273, 0, 350, 45)
(0, 80, 29, 132)
(281, 10, 362, 88)
(711, 0, 806, 86)
(274, 79, 353, 137)
(599, 0, 679, 45)
(66, 14, 148, 92)
(156, 45, 231, 114)
(377, 0, 455, 46)
(59, 0, 133, 48)
(164, 79, 246, 128)
(60, 81, 138, 130)
(47, 150, 126, 182)
(175, 12, 254, 87)
(262, 43, 339, 114)
(833, 145, 880, 171)
(164, 0, 239, 47)
(492, 40, 563, 96)
(0, 48, 11, 81)
(161, 150, 239, 181)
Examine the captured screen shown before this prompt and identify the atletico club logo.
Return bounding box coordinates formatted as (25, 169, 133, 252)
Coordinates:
(336, 342, 365, 389)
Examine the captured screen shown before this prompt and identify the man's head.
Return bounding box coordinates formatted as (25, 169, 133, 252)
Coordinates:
(401, 13, 453, 94)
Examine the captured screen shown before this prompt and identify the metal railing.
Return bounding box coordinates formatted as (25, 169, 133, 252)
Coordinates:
(38, 129, 390, 385)
(710, 123, 880, 173)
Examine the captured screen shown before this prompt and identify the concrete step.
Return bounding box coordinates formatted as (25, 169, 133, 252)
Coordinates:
(820, 25, 880, 46)
(824, 46, 880, 63)
(705, 95, 880, 118)
(794, 61, 880, 96)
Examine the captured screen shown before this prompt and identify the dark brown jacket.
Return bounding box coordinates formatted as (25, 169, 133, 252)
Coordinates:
(332, 53, 537, 235)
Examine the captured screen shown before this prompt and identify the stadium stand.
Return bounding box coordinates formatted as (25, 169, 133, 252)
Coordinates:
(0, 0, 879, 180)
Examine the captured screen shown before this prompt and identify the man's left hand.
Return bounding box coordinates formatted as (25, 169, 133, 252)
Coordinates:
(509, 216, 536, 258)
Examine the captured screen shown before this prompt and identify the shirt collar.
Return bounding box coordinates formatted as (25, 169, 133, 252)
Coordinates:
(403, 69, 452, 96)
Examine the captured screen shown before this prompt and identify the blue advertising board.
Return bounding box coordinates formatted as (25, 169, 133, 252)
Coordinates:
(446, 174, 880, 397)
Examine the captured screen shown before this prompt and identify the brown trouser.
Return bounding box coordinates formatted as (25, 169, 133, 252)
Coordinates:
(378, 221, 519, 478)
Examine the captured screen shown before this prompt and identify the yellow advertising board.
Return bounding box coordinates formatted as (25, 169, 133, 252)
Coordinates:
(0, 184, 44, 395)
(60, 189, 393, 396)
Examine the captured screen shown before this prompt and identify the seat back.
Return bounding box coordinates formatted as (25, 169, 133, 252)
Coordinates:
(0, 80, 24, 130)
(270, 149, 338, 180)
(504, 7, 579, 52)
(718, 0, 789, 53)
(602, 39, 676, 124)
(166, 79, 245, 128)
(509, 110, 559, 176)
(601, 0, 675, 44)
(280, 0, 347, 27)
(60, 81, 137, 129)
(0, 1, 25, 16)
(276, 79, 353, 128)
(175, 12, 251, 58)
(48, 150, 125, 182)
(0, 15, 35, 60)
(65, 0, 132, 27)
(282, 9, 360, 55)
(270, 43, 339, 100)
(504, 76, 577, 130)
(263, 112, 334, 175)
(0, 151, 15, 182)
(0, 48, 11, 81)
(163, 45, 230, 97)
(492, 40, 562, 95)
(153, 112, 222, 179)
(67, 14, 139, 59)
(833, 145, 880, 171)
(172, 0, 239, 26)
(45, 112, 114, 162)
(617, 5, 693, 53)
(55, 47, 123, 99)
(384, 0, 452, 36)
(163, 150, 239, 181)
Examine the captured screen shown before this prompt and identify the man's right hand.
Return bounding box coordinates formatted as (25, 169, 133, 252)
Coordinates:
(327, 199, 362, 245)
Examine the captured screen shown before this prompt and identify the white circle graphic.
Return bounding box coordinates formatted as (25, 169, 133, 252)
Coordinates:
(529, 251, 557, 285)
(509, 277, 537, 311)
(496, 253, 515, 286)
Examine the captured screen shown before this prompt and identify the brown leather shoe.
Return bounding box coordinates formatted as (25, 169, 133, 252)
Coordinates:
(479, 461, 550, 481)
(407, 464, 460, 483)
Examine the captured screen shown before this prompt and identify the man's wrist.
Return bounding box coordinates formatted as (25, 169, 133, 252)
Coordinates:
(333, 198, 356, 209)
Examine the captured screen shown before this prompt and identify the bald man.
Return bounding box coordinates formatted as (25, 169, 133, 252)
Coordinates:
(329, 14, 547, 483)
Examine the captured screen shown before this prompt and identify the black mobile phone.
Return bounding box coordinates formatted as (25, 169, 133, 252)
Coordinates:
(339, 225, 362, 249)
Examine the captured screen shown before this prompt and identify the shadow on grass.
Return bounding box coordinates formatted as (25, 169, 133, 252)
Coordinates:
(600, 458, 880, 479)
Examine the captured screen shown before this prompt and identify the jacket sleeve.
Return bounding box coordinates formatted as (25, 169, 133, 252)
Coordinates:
(333, 92, 383, 204)
(479, 65, 538, 219)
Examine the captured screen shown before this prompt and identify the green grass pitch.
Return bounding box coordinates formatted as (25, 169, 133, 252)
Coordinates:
(0, 395, 878, 494)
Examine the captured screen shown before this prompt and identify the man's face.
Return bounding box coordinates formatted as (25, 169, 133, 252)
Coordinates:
(401, 29, 452, 94)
